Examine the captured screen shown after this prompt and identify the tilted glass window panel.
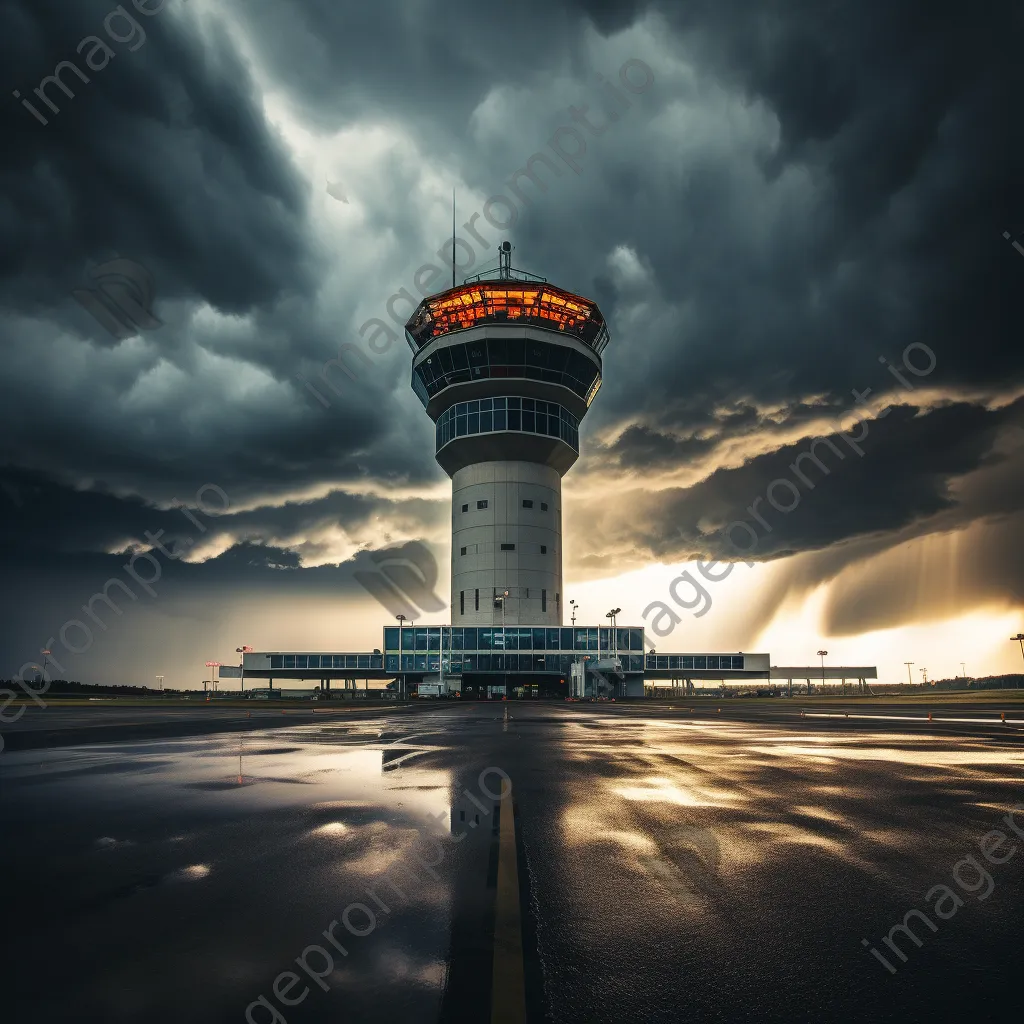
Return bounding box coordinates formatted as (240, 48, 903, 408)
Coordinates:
(629, 628, 644, 651)
(487, 338, 507, 364)
(694, 656, 707, 670)
(507, 338, 525, 366)
(463, 627, 477, 650)
(707, 656, 719, 671)
(271, 655, 282, 669)
(401, 627, 415, 649)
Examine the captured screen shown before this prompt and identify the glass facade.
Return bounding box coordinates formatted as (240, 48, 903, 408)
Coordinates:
(435, 397, 579, 453)
(384, 625, 645, 655)
(266, 633, 745, 676)
(645, 655, 746, 671)
(412, 337, 602, 407)
(270, 654, 384, 670)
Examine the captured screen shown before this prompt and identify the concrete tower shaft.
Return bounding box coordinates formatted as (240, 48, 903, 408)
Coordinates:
(405, 251, 609, 627)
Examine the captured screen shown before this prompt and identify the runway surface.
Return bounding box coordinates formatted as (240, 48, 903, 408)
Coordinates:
(2, 702, 1022, 1022)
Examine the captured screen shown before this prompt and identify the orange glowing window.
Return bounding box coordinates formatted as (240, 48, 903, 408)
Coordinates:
(413, 281, 602, 347)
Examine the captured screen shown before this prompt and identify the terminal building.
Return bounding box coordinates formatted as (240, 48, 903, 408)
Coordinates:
(242, 246, 876, 697)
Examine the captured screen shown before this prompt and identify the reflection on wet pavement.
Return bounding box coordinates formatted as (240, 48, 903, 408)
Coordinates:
(3, 704, 1023, 1023)
(0, 714, 477, 1024)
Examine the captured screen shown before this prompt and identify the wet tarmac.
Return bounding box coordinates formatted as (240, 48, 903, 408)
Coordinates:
(2, 702, 1022, 1022)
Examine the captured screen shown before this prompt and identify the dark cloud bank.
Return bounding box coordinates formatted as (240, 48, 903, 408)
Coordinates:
(0, 0, 1020, 680)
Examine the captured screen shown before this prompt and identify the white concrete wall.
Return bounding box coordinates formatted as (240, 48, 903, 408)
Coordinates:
(451, 461, 562, 625)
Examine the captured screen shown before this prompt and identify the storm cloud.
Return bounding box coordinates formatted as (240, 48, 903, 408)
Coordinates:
(0, 0, 1020, 683)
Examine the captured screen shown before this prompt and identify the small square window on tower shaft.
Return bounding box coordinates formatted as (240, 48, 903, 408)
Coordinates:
(541, 502, 548, 511)
(522, 499, 533, 509)
(462, 503, 468, 512)
(477, 499, 488, 510)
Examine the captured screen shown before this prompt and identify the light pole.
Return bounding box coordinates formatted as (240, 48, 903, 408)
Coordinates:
(156, 675, 164, 692)
(569, 599, 578, 626)
(960, 661, 967, 680)
(1011, 635, 1024, 688)
(40, 648, 51, 682)
(904, 662, 914, 692)
(236, 646, 252, 694)
(816, 650, 827, 695)
(396, 614, 406, 699)
(920, 667, 928, 685)
(605, 608, 620, 697)
(606, 608, 621, 656)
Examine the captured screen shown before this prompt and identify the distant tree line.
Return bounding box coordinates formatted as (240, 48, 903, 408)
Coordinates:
(0, 679, 186, 696)
(928, 674, 1024, 690)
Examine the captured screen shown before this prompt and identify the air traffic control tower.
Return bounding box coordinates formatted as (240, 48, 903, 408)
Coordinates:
(405, 243, 608, 627)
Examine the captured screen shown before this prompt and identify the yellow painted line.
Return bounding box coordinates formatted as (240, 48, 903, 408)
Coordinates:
(491, 781, 527, 1024)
